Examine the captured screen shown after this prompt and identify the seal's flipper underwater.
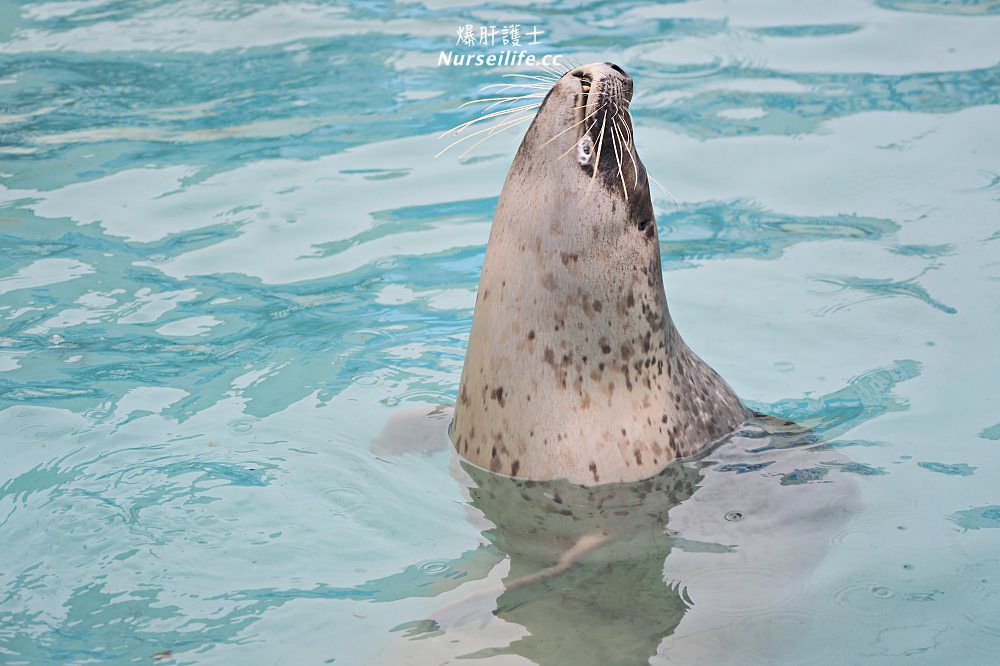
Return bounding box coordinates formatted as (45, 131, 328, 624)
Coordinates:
(451, 62, 748, 486)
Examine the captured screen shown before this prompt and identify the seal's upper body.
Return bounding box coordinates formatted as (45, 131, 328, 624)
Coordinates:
(451, 62, 748, 486)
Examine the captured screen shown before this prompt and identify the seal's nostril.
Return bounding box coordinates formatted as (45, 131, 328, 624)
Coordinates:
(609, 63, 627, 77)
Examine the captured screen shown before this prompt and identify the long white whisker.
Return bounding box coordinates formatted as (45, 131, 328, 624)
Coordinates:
(458, 93, 545, 113)
(608, 109, 628, 201)
(436, 111, 536, 158)
(647, 172, 680, 208)
(458, 94, 545, 109)
(620, 110, 640, 188)
(457, 114, 535, 158)
(537, 62, 567, 80)
(479, 82, 549, 92)
(501, 73, 559, 83)
(611, 113, 638, 190)
(585, 109, 608, 201)
(542, 106, 601, 148)
(440, 102, 541, 138)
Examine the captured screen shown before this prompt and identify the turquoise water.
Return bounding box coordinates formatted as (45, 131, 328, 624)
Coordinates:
(2, 0, 1000, 663)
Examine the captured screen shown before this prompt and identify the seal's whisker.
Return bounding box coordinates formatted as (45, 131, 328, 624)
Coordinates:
(459, 94, 545, 109)
(436, 111, 537, 158)
(647, 172, 680, 209)
(585, 109, 608, 202)
(440, 102, 542, 138)
(457, 114, 535, 159)
(480, 81, 550, 91)
(501, 73, 560, 83)
(613, 116, 640, 190)
(541, 105, 601, 148)
(608, 111, 629, 202)
(619, 110, 640, 188)
(611, 114, 628, 202)
(537, 62, 568, 80)
(460, 93, 546, 114)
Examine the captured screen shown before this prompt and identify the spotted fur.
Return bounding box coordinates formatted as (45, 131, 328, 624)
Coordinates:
(451, 63, 749, 486)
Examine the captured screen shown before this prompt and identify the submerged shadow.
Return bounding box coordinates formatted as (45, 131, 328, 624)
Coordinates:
(451, 455, 705, 665)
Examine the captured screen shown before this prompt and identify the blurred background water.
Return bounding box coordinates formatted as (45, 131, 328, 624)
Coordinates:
(1, 0, 999, 664)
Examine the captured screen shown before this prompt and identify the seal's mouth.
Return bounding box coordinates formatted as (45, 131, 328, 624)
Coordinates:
(577, 72, 592, 109)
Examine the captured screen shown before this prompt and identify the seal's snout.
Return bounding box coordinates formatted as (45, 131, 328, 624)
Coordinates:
(570, 62, 634, 109)
(606, 62, 634, 102)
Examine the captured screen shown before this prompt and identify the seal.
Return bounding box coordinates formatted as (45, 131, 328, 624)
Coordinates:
(451, 62, 749, 485)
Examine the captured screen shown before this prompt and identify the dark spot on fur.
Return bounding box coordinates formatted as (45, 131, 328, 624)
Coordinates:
(589, 461, 599, 483)
(543, 347, 555, 366)
(490, 386, 506, 407)
(634, 448, 643, 465)
(511, 460, 520, 476)
(560, 252, 579, 266)
(527, 330, 535, 340)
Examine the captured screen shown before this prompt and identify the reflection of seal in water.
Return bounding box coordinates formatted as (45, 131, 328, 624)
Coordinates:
(451, 62, 748, 486)
(368, 362, 921, 665)
(371, 420, 861, 666)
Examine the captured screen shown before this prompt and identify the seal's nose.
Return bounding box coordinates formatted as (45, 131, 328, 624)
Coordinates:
(607, 62, 635, 102)
(606, 62, 630, 81)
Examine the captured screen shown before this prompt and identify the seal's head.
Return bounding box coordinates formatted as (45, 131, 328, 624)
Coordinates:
(497, 62, 659, 281)
(452, 61, 747, 486)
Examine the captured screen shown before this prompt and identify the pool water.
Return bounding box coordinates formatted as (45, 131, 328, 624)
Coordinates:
(1, 0, 999, 664)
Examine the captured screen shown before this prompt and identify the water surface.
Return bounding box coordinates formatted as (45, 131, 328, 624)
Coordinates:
(1, 0, 1000, 664)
